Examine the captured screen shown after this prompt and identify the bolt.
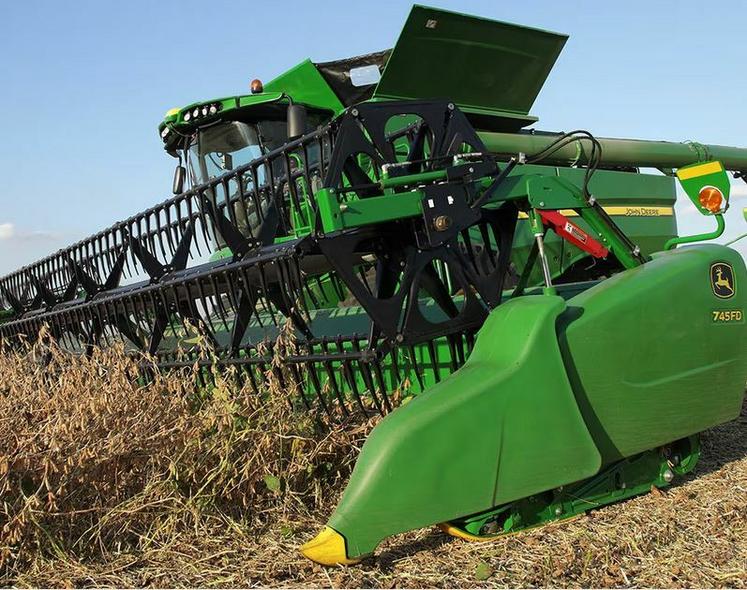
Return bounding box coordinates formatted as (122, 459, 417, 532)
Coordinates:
(447, 103, 455, 110)
(351, 108, 359, 117)
(663, 469, 675, 483)
(554, 506, 563, 516)
(539, 201, 545, 207)
(339, 204, 348, 212)
(434, 215, 452, 231)
(396, 333, 404, 343)
(633, 246, 641, 256)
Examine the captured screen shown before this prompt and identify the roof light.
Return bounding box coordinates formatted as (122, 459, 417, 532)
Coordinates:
(698, 186, 724, 213)
(250, 79, 263, 94)
(209, 104, 218, 115)
(183, 111, 191, 122)
(201, 105, 209, 116)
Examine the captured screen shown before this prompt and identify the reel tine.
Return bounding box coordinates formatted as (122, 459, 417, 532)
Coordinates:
(196, 189, 214, 251)
(456, 334, 467, 365)
(163, 205, 176, 258)
(351, 338, 384, 415)
(274, 262, 313, 340)
(358, 357, 384, 415)
(372, 358, 392, 413)
(243, 354, 260, 395)
(306, 359, 333, 419)
(223, 269, 242, 316)
(446, 335, 459, 373)
(319, 339, 349, 416)
(257, 263, 279, 327)
(194, 277, 218, 339)
(426, 339, 440, 383)
(133, 292, 150, 340)
(119, 297, 143, 350)
(337, 337, 366, 414)
(184, 197, 203, 258)
(387, 346, 402, 386)
(119, 225, 134, 277)
(208, 274, 231, 333)
(153, 209, 170, 262)
(289, 255, 313, 319)
(280, 256, 307, 323)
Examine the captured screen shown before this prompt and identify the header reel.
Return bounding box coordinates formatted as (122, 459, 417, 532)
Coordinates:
(0, 100, 635, 420)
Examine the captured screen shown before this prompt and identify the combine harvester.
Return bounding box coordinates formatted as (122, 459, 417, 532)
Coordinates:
(1, 5, 746, 566)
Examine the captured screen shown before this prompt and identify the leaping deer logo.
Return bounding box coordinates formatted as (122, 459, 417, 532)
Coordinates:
(711, 263, 735, 298)
(715, 268, 732, 291)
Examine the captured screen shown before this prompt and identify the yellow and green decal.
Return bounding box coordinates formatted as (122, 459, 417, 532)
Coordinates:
(676, 161, 730, 215)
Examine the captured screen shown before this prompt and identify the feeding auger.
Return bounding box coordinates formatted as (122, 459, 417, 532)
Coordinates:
(1, 5, 745, 566)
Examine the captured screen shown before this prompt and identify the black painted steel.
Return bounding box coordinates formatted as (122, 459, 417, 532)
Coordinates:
(0, 101, 517, 418)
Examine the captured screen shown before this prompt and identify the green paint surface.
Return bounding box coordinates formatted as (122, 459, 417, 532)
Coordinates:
(329, 295, 601, 557)
(325, 243, 747, 560)
(559, 244, 747, 461)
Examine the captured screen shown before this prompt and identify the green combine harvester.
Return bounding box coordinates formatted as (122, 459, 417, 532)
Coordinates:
(1, 5, 745, 566)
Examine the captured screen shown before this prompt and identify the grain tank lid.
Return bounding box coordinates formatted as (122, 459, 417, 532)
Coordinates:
(372, 5, 568, 131)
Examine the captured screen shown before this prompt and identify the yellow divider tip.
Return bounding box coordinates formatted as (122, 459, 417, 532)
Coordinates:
(299, 526, 360, 566)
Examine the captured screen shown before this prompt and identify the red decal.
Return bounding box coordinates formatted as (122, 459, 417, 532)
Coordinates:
(538, 210, 609, 258)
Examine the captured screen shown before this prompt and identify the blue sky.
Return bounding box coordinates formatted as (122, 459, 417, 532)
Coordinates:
(0, 0, 745, 274)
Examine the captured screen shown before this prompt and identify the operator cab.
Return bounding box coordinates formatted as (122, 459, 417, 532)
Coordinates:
(166, 102, 330, 191)
(160, 98, 332, 246)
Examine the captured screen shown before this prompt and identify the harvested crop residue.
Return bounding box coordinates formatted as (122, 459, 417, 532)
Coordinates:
(1, 339, 745, 588)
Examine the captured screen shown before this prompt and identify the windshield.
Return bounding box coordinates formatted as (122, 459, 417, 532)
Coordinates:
(179, 114, 327, 248)
(187, 120, 287, 185)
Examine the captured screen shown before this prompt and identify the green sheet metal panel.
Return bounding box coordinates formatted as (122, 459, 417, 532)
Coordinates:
(373, 5, 567, 126)
(559, 244, 747, 462)
(327, 295, 601, 558)
(264, 59, 344, 113)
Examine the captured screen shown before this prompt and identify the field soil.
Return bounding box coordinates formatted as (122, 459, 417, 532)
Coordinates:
(1, 340, 745, 588)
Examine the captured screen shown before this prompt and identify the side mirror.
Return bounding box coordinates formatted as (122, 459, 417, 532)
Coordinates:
(173, 165, 186, 194)
(287, 103, 307, 140)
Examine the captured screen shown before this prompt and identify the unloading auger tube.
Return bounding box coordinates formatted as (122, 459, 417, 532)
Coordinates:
(479, 129, 747, 173)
